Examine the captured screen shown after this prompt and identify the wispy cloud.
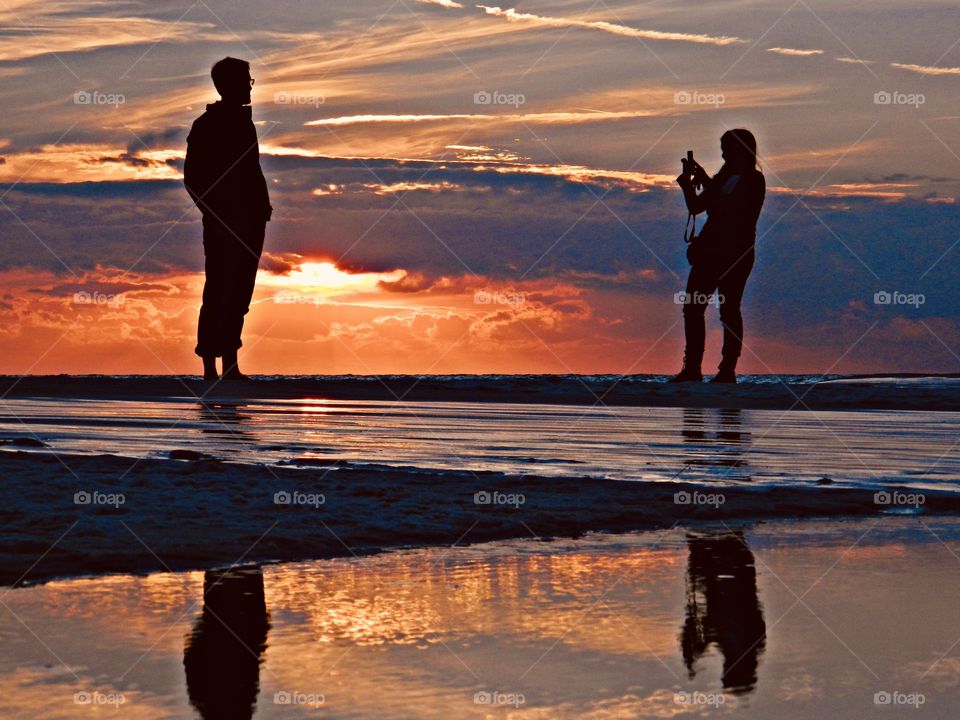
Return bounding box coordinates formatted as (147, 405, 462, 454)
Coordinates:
(0, 143, 182, 183)
(477, 5, 745, 46)
(0, 12, 219, 62)
(767, 47, 824, 57)
(446, 144, 522, 162)
(361, 180, 467, 194)
(891, 62, 960, 76)
(305, 110, 657, 126)
(804, 181, 917, 200)
(417, 0, 464, 7)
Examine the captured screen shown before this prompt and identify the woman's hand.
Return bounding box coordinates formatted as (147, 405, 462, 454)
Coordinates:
(690, 162, 709, 188)
(678, 157, 696, 187)
(678, 159, 708, 192)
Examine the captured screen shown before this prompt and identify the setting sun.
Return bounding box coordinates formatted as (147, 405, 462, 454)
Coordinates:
(258, 260, 405, 296)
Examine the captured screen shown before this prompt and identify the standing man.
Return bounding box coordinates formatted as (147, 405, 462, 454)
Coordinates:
(184, 57, 271, 381)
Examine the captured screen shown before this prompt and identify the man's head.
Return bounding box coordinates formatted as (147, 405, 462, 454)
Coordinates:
(211, 57, 253, 105)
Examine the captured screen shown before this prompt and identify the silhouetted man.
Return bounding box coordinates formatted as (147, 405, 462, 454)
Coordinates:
(184, 566, 270, 719)
(185, 57, 271, 381)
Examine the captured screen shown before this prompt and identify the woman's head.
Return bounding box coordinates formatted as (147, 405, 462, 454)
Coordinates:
(720, 129, 758, 172)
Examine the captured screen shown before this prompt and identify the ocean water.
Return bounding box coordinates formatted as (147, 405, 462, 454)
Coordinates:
(1, 396, 959, 492)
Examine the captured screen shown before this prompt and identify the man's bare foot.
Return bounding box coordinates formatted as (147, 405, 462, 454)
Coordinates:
(202, 356, 218, 381)
(221, 352, 252, 381)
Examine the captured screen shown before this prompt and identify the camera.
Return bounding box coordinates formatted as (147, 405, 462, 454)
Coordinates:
(682, 150, 704, 190)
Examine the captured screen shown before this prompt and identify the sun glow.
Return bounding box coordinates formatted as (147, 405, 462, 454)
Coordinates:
(259, 261, 405, 295)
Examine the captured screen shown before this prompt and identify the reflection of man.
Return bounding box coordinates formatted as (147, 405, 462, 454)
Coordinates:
(197, 402, 252, 445)
(183, 566, 270, 719)
(184, 57, 272, 381)
(680, 408, 751, 481)
(681, 530, 766, 694)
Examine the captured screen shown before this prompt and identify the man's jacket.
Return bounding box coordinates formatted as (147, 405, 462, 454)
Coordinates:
(184, 101, 271, 224)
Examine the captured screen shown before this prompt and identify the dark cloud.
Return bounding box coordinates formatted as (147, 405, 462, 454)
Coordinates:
(259, 251, 300, 275)
(378, 271, 433, 293)
(1, 154, 957, 356)
(96, 152, 159, 168)
(877, 173, 955, 184)
(29, 280, 176, 297)
(126, 127, 187, 155)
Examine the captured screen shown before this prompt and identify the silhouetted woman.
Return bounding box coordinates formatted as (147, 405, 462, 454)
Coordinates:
(681, 530, 766, 693)
(671, 129, 765, 384)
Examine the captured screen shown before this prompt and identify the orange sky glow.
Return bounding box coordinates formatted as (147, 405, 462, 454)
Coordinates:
(1, 0, 957, 375)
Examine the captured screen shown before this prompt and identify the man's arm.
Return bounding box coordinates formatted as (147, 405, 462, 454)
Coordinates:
(183, 120, 213, 213)
(255, 166, 271, 221)
(249, 126, 272, 222)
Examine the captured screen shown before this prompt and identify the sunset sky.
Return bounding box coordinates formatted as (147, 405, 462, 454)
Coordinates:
(1, 0, 958, 374)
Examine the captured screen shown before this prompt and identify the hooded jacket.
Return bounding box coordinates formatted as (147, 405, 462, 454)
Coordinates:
(184, 101, 271, 224)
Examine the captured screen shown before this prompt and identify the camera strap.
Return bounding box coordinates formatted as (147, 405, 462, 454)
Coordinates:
(684, 212, 696, 244)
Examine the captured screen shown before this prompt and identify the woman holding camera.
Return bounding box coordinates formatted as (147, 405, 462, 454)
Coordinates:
(670, 129, 765, 384)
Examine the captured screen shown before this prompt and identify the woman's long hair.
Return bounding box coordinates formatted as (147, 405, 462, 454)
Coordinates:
(717, 128, 759, 179)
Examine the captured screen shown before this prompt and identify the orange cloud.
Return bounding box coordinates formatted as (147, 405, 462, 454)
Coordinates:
(477, 5, 745, 46)
(890, 62, 960, 76)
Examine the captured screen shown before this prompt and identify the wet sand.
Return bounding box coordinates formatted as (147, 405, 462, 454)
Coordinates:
(2, 373, 959, 410)
(1, 399, 958, 587)
(7, 446, 957, 588)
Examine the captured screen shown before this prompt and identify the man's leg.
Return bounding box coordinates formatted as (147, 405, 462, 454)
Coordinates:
(222, 219, 265, 379)
(196, 220, 228, 379)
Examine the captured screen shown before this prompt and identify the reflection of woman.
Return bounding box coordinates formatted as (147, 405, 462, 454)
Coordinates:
(184, 566, 270, 719)
(681, 530, 766, 694)
(670, 130, 765, 384)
